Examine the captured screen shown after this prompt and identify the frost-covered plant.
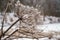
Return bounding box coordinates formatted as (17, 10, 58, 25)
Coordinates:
(14, 0, 43, 29)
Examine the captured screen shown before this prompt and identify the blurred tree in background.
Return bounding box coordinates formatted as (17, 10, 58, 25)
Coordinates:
(0, 0, 60, 17)
(0, 0, 15, 12)
(20, 0, 60, 17)
(0, 0, 8, 12)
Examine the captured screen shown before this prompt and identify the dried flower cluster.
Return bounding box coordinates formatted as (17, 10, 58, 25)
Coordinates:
(14, 0, 43, 29)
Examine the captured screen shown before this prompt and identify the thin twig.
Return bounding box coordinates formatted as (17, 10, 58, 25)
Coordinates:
(0, 0, 15, 37)
(0, 18, 20, 40)
(3, 18, 20, 36)
(0, 2, 10, 40)
(4, 29, 18, 40)
(1, 17, 4, 36)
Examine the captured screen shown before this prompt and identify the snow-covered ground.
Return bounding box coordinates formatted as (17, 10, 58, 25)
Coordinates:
(0, 12, 60, 40)
(0, 12, 60, 32)
(36, 23, 60, 32)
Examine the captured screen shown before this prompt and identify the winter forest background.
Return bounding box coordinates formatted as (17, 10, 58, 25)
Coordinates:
(0, 0, 60, 40)
(0, 0, 60, 17)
